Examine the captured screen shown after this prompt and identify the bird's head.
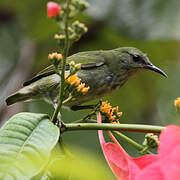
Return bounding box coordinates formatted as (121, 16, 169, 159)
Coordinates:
(113, 47, 167, 78)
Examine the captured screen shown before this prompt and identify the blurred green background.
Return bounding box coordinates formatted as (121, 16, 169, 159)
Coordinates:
(0, 0, 180, 179)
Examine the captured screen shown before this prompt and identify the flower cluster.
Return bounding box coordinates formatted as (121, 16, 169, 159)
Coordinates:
(65, 73, 90, 95)
(48, 52, 63, 67)
(48, 52, 63, 61)
(64, 61, 90, 97)
(100, 101, 122, 123)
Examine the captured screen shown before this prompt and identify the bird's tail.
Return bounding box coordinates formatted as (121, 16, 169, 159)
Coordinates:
(5, 87, 36, 106)
(6, 92, 30, 106)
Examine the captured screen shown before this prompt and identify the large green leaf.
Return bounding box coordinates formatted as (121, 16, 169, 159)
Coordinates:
(0, 112, 59, 180)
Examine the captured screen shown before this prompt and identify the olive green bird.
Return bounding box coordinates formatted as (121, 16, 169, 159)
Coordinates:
(6, 47, 167, 110)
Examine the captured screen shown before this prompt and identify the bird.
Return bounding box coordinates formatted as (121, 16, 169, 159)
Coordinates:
(6, 47, 167, 110)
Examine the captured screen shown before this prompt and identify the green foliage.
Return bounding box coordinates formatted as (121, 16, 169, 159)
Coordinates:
(0, 112, 59, 180)
(40, 146, 113, 180)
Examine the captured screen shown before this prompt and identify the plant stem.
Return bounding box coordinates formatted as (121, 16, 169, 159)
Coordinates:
(112, 131, 152, 154)
(62, 95, 72, 104)
(61, 123, 164, 133)
(51, 0, 72, 124)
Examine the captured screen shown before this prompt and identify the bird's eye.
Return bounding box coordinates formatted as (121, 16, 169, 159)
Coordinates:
(132, 54, 141, 62)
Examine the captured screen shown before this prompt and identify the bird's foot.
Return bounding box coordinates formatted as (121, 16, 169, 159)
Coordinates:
(72, 100, 102, 123)
(71, 100, 102, 111)
(71, 105, 95, 111)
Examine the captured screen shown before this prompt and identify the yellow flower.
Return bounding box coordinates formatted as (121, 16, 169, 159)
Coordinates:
(174, 97, 180, 108)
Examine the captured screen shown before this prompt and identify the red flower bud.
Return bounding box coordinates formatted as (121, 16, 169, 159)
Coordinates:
(47, 1, 61, 18)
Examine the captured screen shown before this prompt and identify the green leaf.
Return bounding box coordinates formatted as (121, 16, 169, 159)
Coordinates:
(0, 112, 59, 180)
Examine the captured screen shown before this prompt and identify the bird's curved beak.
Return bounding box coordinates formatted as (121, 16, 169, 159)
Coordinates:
(144, 64, 168, 78)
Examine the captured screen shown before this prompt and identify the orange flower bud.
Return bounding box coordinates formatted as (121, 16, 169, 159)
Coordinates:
(73, 79, 81, 86)
(48, 54, 53, 59)
(107, 112, 113, 117)
(112, 121, 120, 124)
(75, 63, 82, 69)
(82, 86, 90, 94)
(57, 54, 63, 60)
(109, 115, 116, 121)
(117, 112, 123, 117)
(114, 106, 119, 112)
(77, 83, 85, 91)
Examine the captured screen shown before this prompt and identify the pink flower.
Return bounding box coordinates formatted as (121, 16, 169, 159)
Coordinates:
(47, 2, 61, 18)
(97, 112, 180, 180)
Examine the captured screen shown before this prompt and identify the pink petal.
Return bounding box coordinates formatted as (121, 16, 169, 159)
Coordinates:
(101, 142, 131, 180)
(160, 145, 180, 180)
(98, 113, 140, 180)
(159, 125, 180, 157)
(135, 162, 165, 180)
(47, 2, 61, 18)
(158, 125, 180, 179)
(133, 154, 159, 169)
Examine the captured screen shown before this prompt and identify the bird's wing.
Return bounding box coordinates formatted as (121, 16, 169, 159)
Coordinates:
(23, 51, 105, 86)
